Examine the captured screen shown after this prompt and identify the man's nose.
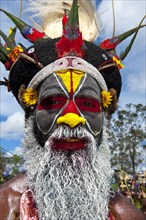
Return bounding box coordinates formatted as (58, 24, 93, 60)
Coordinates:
(56, 113, 85, 128)
(56, 99, 86, 128)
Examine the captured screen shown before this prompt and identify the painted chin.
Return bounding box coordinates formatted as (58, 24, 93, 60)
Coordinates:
(52, 138, 87, 151)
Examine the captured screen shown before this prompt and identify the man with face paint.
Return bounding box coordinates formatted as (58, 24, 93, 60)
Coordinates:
(35, 67, 103, 148)
(20, 56, 112, 219)
(0, 1, 145, 220)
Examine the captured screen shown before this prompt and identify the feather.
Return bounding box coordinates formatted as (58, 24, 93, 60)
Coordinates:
(28, 0, 100, 42)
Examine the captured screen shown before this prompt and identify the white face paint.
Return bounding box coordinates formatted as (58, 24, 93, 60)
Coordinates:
(23, 114, 113, 220)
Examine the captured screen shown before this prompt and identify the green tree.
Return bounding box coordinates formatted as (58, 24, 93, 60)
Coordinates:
(109, 103, 146, 174)
(0, 146, 24, 184)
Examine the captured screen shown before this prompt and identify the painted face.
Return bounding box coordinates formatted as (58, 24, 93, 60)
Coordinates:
(35, 69, 103, 150)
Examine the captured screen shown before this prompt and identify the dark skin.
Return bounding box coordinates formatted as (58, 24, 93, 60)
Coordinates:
(0, 173, 145, 220)
(0, 173, 27, 220)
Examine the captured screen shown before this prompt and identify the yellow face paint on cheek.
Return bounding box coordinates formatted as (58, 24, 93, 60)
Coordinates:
(56, 69, 84, 93)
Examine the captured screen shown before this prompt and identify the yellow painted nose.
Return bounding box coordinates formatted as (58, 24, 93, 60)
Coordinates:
(56, 113, 86, 128)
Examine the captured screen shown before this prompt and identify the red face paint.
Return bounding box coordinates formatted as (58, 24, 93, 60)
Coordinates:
(37, 96, 67, 110)
(37, 96, 101, 113)
(62, 100, 80, 115)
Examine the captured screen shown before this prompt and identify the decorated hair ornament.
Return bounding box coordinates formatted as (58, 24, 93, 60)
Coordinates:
(0, 8, 47, 43)
(0, 0, 145, 112)
(28, 0, 99, 42)
(99, 16, 146, 61)
(101, 90, 113, 109)
(19, 53, 44, 69)
(56, 0, 85, 58)
(0, 27, 24, 70)
(0, 26, 44, 71)
(8, 45, 24, 62)
(97, 59, 117, 71)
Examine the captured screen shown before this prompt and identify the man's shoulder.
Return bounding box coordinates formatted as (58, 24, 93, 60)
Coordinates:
(0, 172, 27, 191)
(0, 173, 28, 220)
(109, 191, 146, 220)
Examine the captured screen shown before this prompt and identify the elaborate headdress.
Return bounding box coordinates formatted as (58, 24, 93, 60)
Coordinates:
(0, 0, 145, 112)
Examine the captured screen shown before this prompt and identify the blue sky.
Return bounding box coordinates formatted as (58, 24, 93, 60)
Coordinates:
(0, 0, 146, 155)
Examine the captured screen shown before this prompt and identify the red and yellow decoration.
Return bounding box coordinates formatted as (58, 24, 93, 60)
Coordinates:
(23, 88, 38, 106)
(56, 0, 85, 58)
(99, 38, 120, 51)
(112, 56, 124, 69)
(101, 90, 112, 108)
(8, 45, 24, 62)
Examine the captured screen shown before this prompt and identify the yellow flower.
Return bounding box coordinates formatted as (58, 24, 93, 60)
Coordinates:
(101, 90, 112, 108)
(23, 88, 37, 106)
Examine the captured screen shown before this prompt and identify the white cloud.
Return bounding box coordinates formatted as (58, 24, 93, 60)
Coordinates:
(0, 87, 23, 117)
(11, 146, 23, 156)
(0, 112, 24, 140)
(98, 0, 146, 37)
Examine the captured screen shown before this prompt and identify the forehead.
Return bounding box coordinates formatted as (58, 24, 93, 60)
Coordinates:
(38, 69, 101, 97)
(28, 56, 107, 92)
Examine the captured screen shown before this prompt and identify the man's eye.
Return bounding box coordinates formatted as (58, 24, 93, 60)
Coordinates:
(75, 97, 101, 113)
(50, 100, 60, 104)
(37, 96, 67, 110)
(83, 102, 93, 107)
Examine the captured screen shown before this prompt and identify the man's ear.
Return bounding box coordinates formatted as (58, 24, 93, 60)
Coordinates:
(106, 88, 118, 117)
(18, 84, 26, 109)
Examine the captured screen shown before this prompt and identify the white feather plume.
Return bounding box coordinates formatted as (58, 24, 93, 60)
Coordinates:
(28, 0, 100, 42)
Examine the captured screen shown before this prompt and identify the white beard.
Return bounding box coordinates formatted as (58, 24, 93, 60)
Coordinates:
(23, 115, 114, 220)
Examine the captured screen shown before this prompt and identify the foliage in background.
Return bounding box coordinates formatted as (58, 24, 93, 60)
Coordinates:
(109, 103, 146, 174)
(0, 146, 24, 184)
(114, 170, 146, 215)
